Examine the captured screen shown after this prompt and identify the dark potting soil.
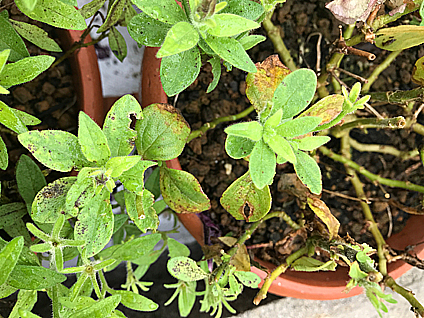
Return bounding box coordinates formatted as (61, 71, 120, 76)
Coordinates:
(176, 0, 424, 266)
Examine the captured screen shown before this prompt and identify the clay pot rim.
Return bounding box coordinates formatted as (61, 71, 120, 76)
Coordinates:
(141, 46, 424, 300)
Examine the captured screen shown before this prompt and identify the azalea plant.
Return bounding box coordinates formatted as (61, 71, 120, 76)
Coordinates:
(2, 0, 424, 317)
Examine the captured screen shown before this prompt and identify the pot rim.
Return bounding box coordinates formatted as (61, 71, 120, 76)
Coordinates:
(141, 46, 424, 300)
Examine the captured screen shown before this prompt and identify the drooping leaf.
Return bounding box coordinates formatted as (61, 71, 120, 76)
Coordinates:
(207, 56, 221, 93)
(78, 112, 111, 166)
(273, 68, 317, 119)
(307, 196, 339, 239)
(245, 55, 291, 117)
(0, 101, 28, 134)
(18, 130, 90, 172)
(249, 139, 276, 189)
(131, 0, 187, 24)
(75, 190, 113, 257)
(14, 0, 86, 30)
(108, 290, 158, 312)
(220, 172, 271, 222)
(293, 150, 322, 194)
(225, 135, 255, 159)
(275, 116, 322, 138)
(167, 256, 208, 281)
(298, 94, 345, 127)
(16, 154, 47, 208)
(10, 20, 62, 52)
(375, 25, 424, 51)
(160, 166, 210, 213)
(8, 265, 66, 290)
(157, 21, 199, 58)
(0, 237, 24, 286)
(8, 290, 37, 318)
(160, 47, 201, 96)
(291, 256, 337, 271)
(135, 103, 190, 160)
(224, 121, 263, 141)
(207, 13, 259, 37)
(124, 190, 159, 233)
(127, 11, 171, 47)
(0, 16, 29, 62)
(80, 0, 107, 19)
(203, 33, 256, 73)
(31, 177, 76, 223)
(97, 0, 126, 33)
(108, 26, 127, 62)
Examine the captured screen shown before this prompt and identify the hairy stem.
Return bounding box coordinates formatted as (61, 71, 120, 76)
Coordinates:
(385, 276, 424, 317)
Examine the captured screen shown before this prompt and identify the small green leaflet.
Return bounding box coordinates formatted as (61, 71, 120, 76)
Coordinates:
(297, 136, 331, 151)
(291, 257, 337, 272)
(167, 238, 190, 258)
(157, 21, 199, 58)
(0, 236, 24, 286)
(207, 13, 259, 37)
(131, 0, 187, 24)
(110, 233, 161, 261)
(80, 0, 107, 19)
(0, 100, 28, 134)
(225, 135, 255, 159)
(293, 150, 322, 194)
(239, 35, 266, 50)
(275, 116, 322, 138)
(0, 137, 7, 169)
(127, 11, 171, 47)
(97, 0, 126, 33)
(108, 290, 158, 312)
(207, 56, 221, 93)
(263, 132, 296, 164)
(224, 121, 263, 141)
(8, 290, 37, 318)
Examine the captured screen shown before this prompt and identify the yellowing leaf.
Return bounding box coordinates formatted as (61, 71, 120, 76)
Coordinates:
(307, 196, 340, 239)
(375, 25, 424, 51)
(412, 55, 424, 86)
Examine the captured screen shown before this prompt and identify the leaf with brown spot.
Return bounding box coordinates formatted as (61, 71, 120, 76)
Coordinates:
(307, 196, 340, 239)
(245, 55, 290, 117)
(298, 94, 345, 126)
(220, 172, 271, 222)
(375, 25, 424, 51)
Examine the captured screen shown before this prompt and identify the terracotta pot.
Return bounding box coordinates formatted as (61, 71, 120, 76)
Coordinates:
(140, 46, 424, 300)
(56, 30, 104, 125)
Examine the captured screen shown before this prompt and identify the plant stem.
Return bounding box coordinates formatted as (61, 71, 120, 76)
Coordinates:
(319, 145, 424, 194)
(187, 105, 254, 142)
(264, 210, 301, 230)
(334, 116, 406, 132)
(253, 246, 308, 305)
(261, 10, 297, 71)
(413, 122, 424, 136)
(339, 134, 388, 275)
(362, 50, 402, 93)
(369, 87, 424, 104)
(349, 138, 419, 160)
(385, 276, 424, 317)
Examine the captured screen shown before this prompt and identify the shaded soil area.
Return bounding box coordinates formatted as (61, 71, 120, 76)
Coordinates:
(176, 0, 424, 265)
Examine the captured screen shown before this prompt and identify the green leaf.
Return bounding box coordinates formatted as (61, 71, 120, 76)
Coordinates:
(0, 283, 18, 299)
(234, 271, 260, 288)
(97, 0, 126, 33)
(17, 0, 38, 12)
(0, 16, 29, 62)
(65, 171, 96, 216)
(67, 295, 121, 318)
(31, 177, 76, 223)
(297, 136, 331, 151)
(18, 309, 42, 318)
(349, 261, 368, 280)
(225, 135, 255, 159)
(275, 116, 322, 138)
(120, 160, 157, 193)
(249, 139, 276, 189)
(8, 265, 66, 290)
(108, 26, 127, 62)
(128, 11, 171, 47)
(224, 121, 263, 141)
(160, 46, 201, 96)
(105, 156, 141, 178)
(307, 196, 339, 239)
(221, 172, 271, 222)
(0, 55, 54, 88)
(11, 108, 41, 126)
(263, 132, 296, 164)
(111, 233, 161, 261)
(145, 167, 161, 199)
(178, 281, 196, 317)
(0, 101, 28, 134)
(298, 94, 345, 128)
(264, 109, 283, 128)
(0, 136, 7, 169)
(80, 0, 107, 19)
(239, 34, 266, 50)
(79, 112, 111, 165)
(293, 150, 322, 194)
(103, 94, 142, 158)
(167, 256, 208, 281)
(206, 56, 221, 93)
(375, 25, 424, 51)
(291, 256, 337, 271)
(208, 13, 259, 37)
(0, 237, 24, 286)
(124, 190, 159, 233)
(14, 0, 86, 30)
(10, 20, 62, 52)
(168, 238, 190, 258)
(8, 290, 37, 318)
(221, 0, 264, 20)
(273, 68, 317, 119)
(18, 130, 90, 172)
(131, 0, 187, 24)
(109, 290, 158, 311)
(157, 22, 199, 58)
(135, 103, 190, 160)
(160, 166, 210, 213)
(203, 33, 256, 73)
(75, 190, 113, 257)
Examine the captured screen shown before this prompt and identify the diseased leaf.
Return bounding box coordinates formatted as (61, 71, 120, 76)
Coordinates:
(412, 55, 424, 86)
(225, 135, 255, 159)
(97, 0, 126, 33)
(120, 160, 157, 193)
(131, 0, 187, 24)
(108, 26, 127, 62)
(220, 172, 271, 222)
(11, 108, 41, 126)
(8, 265, 66, 290)
(8, 290, 37, 318)
(160, 166, 210, 213)
(221, 0, 264, 20)
(0, 16, 29, 62)
(65, 171, 96, 216)
(307, 196, 340, 239)
(326, 0, 378, 24)
(224, 121, 263, 141)
(167, 257, 208, 281)
(157, 22, 199, 58)
(135, 103, 190, 160)
(206, 56, 222, 93)
(0, 237, 24, 286)
(293, 151, 322, 194)
(66, 295, 121, 318)
(124, 190, 159, 233)
(249, 139, 276, 189)
(375, 25, 424, 51)
(128, 11, 171, 47)
(234, 271, 260, 288)
(298, 94, 345, 126)
(80, 0, 107, 19)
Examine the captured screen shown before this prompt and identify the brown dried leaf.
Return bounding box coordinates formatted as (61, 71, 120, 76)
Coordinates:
(325, 0, 379, 24)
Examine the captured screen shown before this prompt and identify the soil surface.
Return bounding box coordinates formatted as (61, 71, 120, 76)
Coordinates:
(176, 0, 424, 265)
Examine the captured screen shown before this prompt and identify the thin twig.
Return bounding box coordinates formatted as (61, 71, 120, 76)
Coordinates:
(306, 32, 322, 73)
(322, 188, 371, 203)
(335, 67, 368, 83)
(349, 138, 419, 160)
(386, 205, 393, 238)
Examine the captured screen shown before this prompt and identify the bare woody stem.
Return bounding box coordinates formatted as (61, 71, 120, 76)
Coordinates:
(385, 276, 424, 317)
(369, 88, 424, 104)
(187, 105, 254, 143)
(349, 138, 419, 160)
(334, 116, 406, 132)
(319, 145, 424, 194)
